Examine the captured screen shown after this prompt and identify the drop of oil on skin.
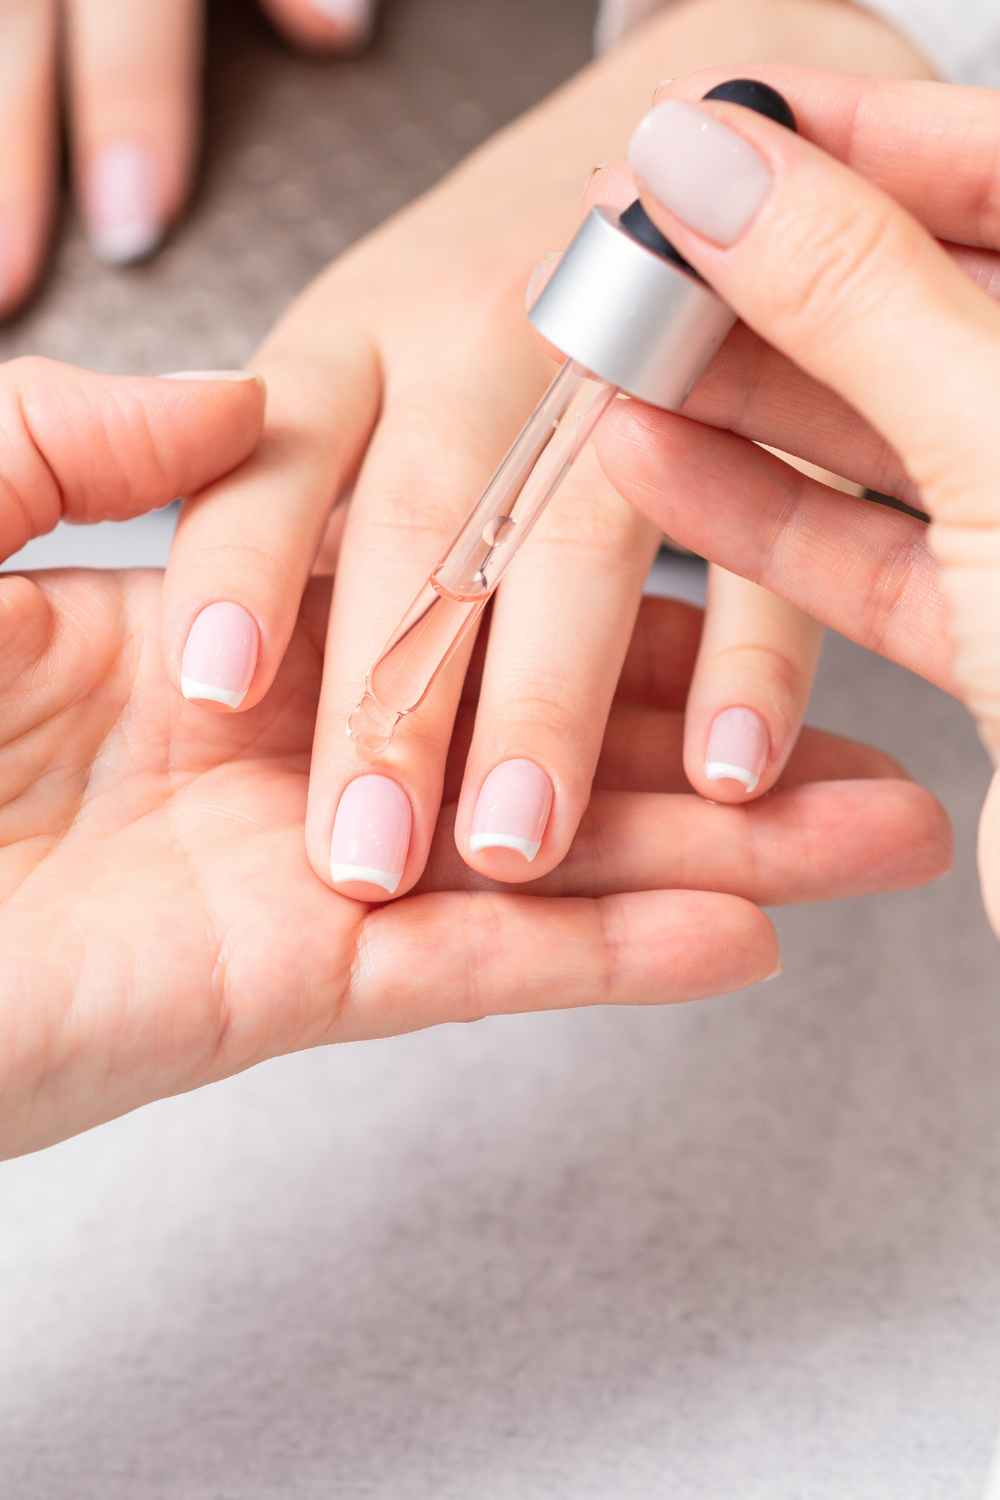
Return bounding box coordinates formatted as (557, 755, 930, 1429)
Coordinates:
(347, 693, 400, 755)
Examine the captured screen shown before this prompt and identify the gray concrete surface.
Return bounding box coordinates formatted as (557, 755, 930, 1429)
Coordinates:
(2, 2, 1000, 1496)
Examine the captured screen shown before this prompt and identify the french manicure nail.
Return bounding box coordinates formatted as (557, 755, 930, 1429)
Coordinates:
(705, 706, 770, 793)
(470, 759, 553, 862)
(628, 100, 773, 245)
(181, 602, 259, 709)
(525, 252, 561, 311)
(86, 140, 162, 265)
(331, 775, 411, 896)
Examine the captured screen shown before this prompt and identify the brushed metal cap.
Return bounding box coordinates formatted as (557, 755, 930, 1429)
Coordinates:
(528, 206, 735, 410)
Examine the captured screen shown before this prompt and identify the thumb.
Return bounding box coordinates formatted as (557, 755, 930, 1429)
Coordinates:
(0, 358, 265, 559)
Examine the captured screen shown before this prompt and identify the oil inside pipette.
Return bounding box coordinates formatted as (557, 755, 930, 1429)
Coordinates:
(347, 360, 616, 754)
(347, 581, 487, 754)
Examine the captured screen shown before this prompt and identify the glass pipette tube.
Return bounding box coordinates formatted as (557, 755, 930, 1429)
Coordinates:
(347, 359, 617, 753)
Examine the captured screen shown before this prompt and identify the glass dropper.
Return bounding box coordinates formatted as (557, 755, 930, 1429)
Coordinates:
(347, 357, 616, 753)
(346, 81, 794, 758)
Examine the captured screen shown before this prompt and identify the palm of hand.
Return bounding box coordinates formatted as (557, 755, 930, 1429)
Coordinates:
(0, 568, 368, 1155)
(0, 568, 949, 1160)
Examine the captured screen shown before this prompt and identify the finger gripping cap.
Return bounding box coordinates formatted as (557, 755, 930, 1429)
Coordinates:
(528, 207, 735, 409)
(528, 80, 795, 409)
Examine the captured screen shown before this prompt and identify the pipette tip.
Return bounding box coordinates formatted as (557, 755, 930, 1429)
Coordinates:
(347, 693, 400, 755)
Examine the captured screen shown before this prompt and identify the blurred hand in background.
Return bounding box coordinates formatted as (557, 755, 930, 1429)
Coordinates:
(0, 0, 375, 317)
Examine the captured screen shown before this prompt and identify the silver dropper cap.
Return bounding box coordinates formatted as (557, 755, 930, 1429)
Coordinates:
(528, 206, 735, 411)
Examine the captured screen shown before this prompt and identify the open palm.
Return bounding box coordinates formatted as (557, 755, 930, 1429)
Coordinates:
(0, 360, 951, 1159)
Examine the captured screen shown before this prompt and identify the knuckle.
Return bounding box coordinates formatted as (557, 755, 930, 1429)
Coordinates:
(766, 196, 907, 350)
(706, 639, 813, 709)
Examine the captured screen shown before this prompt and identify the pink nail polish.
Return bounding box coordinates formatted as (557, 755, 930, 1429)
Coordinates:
(628, 101, 773, 245)
(705, 706, 770, 793)
(86, 140, 162, 265)
(470, 759, 553, 862)
(330, 775, 411, 896)
(181, 602, 259, 708)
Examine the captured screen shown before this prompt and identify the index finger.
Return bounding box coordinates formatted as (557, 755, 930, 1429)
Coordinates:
(660, 65, 1000, 250)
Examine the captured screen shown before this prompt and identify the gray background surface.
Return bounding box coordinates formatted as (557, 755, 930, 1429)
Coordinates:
(2, 2, 1000, 1496)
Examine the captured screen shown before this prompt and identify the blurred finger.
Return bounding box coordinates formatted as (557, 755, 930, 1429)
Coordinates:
(0, 0, 57, 315)
(65, 0, 202, 263)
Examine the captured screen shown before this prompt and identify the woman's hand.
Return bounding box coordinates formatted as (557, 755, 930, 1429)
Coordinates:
(0, 0, 374, 316)
(155, 0, 932, 903)
(591, 67, 1000, 928)
(0, 353, 952, 1158)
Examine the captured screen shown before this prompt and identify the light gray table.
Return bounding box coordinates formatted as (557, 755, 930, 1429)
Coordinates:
(2, 2, 999, 1495)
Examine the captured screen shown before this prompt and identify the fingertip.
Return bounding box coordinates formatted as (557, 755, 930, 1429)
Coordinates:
(156, 369, 268, 434)
(260, 0, 376, 53)
(698, 705, 771, 802)
(179, 601, 260, 712)
(329, 773, 412, 900)
(463, 758, 555, 883)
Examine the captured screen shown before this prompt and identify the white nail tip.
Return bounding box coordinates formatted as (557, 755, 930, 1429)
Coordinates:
(90, 221, 162, 266)
(468, 833, 542, 861)
(181, 678, 247, 709)
(330, 864, 402, 895)
(705, 761, 759, 792)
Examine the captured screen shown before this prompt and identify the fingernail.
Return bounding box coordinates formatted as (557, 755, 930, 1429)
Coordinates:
(765, 959, 783, 981)
(86, 140, 162, 265)
(162, 370, 265, 390)
(628, 100, 773, 245)
(470, 759, 553, 862)
(181, 602, 259, 709)
(705, 707, 770, 793)
(652, 77, 674, 104)
(525, 252, 561, 311)
(331, 775, 411, 896)
(310, 0, 372, 33)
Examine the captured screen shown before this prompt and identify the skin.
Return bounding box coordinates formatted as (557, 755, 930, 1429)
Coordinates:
(592, 65, 1000, 932)
(143, 0, 935, 907)
(0, 358, 954, 1161)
